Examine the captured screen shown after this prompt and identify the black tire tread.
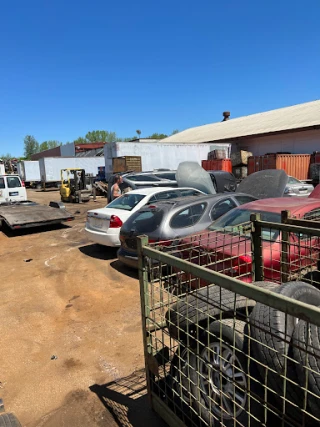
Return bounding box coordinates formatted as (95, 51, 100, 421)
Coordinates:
(166, 281, 278, 336)
(250, 281, 320, 410)
(0, 413, 22, 427)
(293, 317, 320, 419)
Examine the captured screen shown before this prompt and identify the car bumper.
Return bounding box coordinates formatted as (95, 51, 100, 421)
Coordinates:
(117, 247, 139, 269)
(85, 226, 120, 247)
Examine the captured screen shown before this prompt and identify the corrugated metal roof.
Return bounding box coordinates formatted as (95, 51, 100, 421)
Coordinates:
(162, 100, 320, 144)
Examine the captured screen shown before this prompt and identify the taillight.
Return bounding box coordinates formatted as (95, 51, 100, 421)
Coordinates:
(21, 181, 25, 187)
(110, 215, 123, 228)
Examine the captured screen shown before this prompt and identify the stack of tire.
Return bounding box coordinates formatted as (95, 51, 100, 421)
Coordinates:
(167, 281, 320, 427)
(250, 280, 320, 426)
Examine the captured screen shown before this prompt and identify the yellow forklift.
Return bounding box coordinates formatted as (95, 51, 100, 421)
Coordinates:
(60, 168, 91, 203)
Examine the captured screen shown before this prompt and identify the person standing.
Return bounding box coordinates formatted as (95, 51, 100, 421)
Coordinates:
(110, 175, 123, 201)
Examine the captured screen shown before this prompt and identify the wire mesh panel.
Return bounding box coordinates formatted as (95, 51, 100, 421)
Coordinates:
(138, 229, 320, 427)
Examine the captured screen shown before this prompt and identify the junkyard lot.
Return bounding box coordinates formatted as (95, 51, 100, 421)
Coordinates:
(0, 190, 163, 426)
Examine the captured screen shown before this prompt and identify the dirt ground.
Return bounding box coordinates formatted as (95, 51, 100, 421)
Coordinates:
(0, 189, 166, 427)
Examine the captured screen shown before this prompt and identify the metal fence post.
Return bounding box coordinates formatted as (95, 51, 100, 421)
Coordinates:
(137, 235, 153, 398)
(251, 213, 263, 281)
(281, 210, 290, 283)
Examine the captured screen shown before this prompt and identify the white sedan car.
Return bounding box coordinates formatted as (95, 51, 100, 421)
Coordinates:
(85, 187, 204, 247)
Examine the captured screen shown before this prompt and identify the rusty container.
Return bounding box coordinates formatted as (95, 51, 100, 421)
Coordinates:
(202, 159, 232, 173)
(248, 154, 311, 180)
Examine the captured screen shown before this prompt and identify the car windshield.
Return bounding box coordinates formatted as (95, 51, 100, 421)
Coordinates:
(207, 208, 282, 241)
(106, 193, 145, 211)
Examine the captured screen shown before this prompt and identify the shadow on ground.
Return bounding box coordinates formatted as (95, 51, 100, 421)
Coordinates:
(110, 259, 139, 279)
(79, 244, 118, 260)
(1, 222, 70, 238)
(90, 369, 167, 427)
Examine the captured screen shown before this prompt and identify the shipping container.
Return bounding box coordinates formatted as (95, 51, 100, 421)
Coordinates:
(247, 154, 311, 180)
(17, 161, 41, 184)
(104, 142, 229, 175)
(201, 159, 232, 173)
(39, 157, 105, 184)
(112, 156, 142, 173)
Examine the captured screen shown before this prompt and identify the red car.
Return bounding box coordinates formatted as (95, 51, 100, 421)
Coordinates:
(174, 197, 320, 286)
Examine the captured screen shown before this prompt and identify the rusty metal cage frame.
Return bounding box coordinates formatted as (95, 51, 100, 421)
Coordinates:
(137, 212, 320, 427)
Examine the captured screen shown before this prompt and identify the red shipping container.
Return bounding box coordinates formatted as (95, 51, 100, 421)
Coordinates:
(247, 154, 311, 180)
(202, 159, 232, 173)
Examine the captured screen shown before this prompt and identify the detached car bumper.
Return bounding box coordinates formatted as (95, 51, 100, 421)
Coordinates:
(85, 225, 120, 247)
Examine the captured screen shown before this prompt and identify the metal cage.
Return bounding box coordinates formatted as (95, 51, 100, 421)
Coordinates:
(137, 212, 320, 427)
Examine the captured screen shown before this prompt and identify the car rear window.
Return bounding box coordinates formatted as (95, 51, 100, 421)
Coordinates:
(288, 176, 300, 184)
(125, 209, 164, 233)
(107, 193, 145, 211)
(0, 178, 5, 189)
(126, 175, 161, 182)
(6, 176, 21, 188)
(179, 189, 203, 197)
(154, 173, 176, 180)
(170, 203, 207, 229)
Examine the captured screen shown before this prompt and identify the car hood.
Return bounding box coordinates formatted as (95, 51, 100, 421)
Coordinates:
(86, 207, 133, 221)
(309, 184, 320, 198)
(236, 169, 288, 199)
(176, 162, 216, 194)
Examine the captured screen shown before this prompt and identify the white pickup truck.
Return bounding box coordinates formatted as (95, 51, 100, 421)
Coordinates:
(0, 175, 74, 230)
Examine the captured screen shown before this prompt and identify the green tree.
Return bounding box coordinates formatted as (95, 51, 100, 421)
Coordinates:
(171, 129, 179, 135)
(74, 137, 87, 145)
(39, 140, 61, 151)
(136, 129, 141, 139)
(24, 135, 39, 159)
(0, 153, 12, 160)
(85, 130, 117, 142)
(148, 133, 168, 139)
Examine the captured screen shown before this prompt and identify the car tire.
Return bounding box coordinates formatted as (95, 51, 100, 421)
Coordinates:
(250, 281, 320, 416)
(166, 281, 278, 341)
(170, 346, 196, 406)
(189, 319, 264, 427)
(302, 270, 320, 290)
(292, 312, 320, 420)
(0, 413, 22, 427)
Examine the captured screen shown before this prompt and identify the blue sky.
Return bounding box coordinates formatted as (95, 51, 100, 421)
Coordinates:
(0, 0, 319, 156)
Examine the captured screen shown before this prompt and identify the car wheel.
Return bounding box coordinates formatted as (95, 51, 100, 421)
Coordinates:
(166, 281, 278, 341)
(250, 281, 320, 417)
(189, 319, 263, 427)
(292, 312, 320, 420)
(170, 346, 195, 405)
(0, 413, 22, 427)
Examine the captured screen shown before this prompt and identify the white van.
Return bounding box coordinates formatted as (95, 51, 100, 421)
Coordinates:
(0, 175, 27, 203)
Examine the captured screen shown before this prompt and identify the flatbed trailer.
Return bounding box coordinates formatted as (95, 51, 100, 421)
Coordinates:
(0, 201, 74, 230)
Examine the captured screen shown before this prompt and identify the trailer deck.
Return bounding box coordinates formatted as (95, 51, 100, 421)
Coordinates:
(0, 201, 74, 229)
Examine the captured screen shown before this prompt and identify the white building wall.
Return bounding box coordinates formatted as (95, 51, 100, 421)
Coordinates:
(239, 129, 320, 156)
(104, 142, 230, 174)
